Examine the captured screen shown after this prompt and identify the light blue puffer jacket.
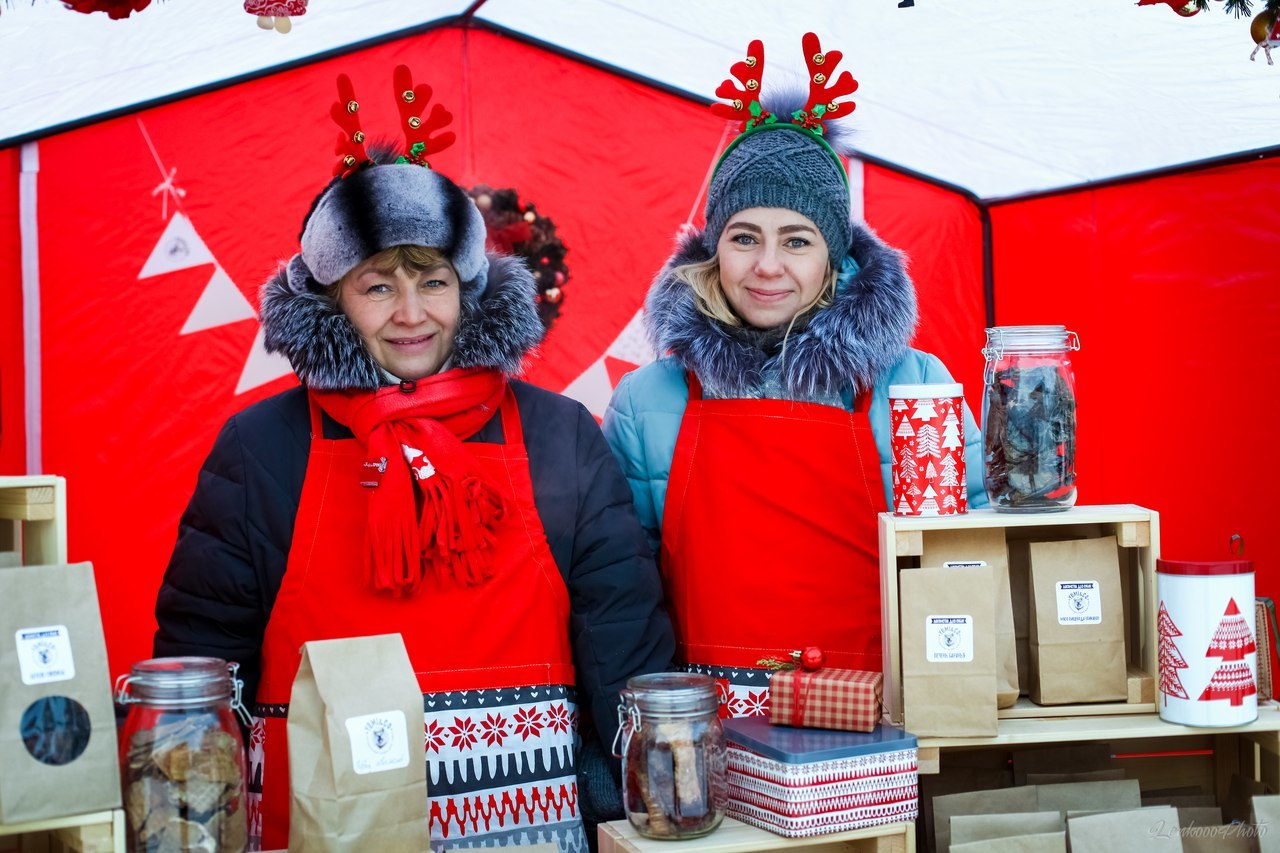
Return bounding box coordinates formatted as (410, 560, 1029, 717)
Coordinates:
(604, 351, 989, 554)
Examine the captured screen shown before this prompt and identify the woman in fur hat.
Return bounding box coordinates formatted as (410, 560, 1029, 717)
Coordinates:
(603, 35, 986, 716)
(154, 70, 672, 853)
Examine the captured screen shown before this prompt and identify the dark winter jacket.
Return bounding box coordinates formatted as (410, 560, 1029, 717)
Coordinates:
(154, 248, 673, 827)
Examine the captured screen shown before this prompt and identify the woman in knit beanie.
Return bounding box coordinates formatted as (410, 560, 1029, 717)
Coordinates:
(154, 67, 672, 852)
(603, 35, 986, 717)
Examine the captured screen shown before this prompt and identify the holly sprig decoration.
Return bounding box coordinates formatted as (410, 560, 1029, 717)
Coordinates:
(757, 647, 826, 672)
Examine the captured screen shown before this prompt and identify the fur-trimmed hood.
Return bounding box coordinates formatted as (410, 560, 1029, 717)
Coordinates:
(259, 252, 544, 391)
(645, 222, 917, 399)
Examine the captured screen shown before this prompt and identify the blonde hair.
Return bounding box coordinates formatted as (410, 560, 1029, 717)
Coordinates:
(674, 257, 839, 350)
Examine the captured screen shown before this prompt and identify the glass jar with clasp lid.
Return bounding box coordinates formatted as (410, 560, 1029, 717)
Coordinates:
(981, 325, 1081, 512)
(115, 657, 251, 852)
(614, 672, 727, 839)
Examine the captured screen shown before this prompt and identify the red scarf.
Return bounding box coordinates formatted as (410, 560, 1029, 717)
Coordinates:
(312, 367, 508, 594)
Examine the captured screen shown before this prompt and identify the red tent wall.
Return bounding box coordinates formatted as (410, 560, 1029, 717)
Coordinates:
(990, 158, 1280, 589)
(863, 164, 986, 405)
(1, 146, 24, 475)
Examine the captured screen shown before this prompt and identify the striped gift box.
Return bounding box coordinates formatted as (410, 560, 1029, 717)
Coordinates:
(722, 717, 918, 838)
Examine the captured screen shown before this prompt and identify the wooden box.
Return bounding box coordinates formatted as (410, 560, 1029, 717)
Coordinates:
(880, 504, 1159, 728)
(0, 476, 68, 567)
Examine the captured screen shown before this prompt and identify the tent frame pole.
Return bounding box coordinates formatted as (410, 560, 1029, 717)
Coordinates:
(19, 142, 41, 475)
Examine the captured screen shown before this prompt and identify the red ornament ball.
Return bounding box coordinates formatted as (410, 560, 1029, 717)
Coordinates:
(798, 646, 825, 671)
(544, 287, 563, 304)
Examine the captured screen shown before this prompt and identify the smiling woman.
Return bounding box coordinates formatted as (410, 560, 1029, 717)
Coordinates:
(153, 66, 673, 853)
(602, 32, 988, 722)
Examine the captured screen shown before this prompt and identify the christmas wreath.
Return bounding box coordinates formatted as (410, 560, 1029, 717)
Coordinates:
(466, 185, 569, 331)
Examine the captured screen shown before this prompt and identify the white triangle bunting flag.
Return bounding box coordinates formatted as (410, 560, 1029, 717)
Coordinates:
(181, 266, 255, 334)
(235, 326, 294, 395)
(139, 213, 215, 278)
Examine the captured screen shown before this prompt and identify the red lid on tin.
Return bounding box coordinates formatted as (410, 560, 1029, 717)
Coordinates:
(1156, 559, 1253, 576)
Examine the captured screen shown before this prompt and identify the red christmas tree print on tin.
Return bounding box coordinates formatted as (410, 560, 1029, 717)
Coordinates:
(1198, 598, 1257, 707)
(1157, 601, 1190, 705)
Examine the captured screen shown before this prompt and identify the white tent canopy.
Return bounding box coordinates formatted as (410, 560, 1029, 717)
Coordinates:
(3, 0, 1278, 200)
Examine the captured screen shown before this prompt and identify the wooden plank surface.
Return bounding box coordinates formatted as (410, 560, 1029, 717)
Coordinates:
(0, 486, 54, 521)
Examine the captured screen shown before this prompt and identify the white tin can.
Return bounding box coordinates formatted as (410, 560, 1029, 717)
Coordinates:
(1156, 558, 1256, 727)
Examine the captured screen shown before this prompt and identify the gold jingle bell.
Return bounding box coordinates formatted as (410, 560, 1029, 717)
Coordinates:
(1252, 11, 1275, 43)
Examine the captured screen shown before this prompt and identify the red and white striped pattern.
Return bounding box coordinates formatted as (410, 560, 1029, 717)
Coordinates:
(725, 744, 918, 837)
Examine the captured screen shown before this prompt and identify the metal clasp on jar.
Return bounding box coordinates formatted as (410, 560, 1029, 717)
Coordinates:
(611, 688, 642, 759)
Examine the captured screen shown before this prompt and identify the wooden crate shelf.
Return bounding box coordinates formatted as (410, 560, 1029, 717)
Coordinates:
(0, 475, 68, 566)
(0, 809, 125, 853)
(879, 504, 1160, 729)
(600, 816, 914, 853)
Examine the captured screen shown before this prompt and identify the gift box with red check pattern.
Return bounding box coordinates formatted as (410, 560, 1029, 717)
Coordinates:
(768, 667, 883, 732)
(723, 716, 918, 838)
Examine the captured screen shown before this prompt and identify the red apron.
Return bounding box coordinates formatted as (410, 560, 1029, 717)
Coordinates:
(660, 374, 886, 717)
(249, 387, 577, 850)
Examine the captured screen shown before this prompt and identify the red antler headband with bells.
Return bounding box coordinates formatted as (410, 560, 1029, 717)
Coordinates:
(710, 32, 859, 186)
(330, 64, 457, 177)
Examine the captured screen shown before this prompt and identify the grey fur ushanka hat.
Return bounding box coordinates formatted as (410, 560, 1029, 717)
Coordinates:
(259, 67, 544, 391)
(300, 163, 489, 293)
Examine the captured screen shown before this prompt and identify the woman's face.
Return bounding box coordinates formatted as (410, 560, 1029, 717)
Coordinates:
(339, 258, 461, 381)
(715, 207, 829, 330)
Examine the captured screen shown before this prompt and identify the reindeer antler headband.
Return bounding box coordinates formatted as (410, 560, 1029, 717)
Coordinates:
(331, 64, 457, 176)
(710, 32, 859, 186)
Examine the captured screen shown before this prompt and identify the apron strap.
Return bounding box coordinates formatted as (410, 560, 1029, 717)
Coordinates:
(497, 386, 523, 446)
(686, 371, 703, 401)
(852, 387, 871, 414)
(306, 391, 324, 436)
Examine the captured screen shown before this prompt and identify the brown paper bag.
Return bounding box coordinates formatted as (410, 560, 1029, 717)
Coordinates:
(933, 786, 1039, 853)
(1036, 779, 1141, 815)
(923, 528, 1019, 708)
(1182, 827, 1252, 853)
(1066, 806, 1182, 852)
(951, 811, 1064, 845)
(919, 754, 1013, 853)
(901, 564, 997, 737)
(1251, 793, 1280, 852)
(288, 634, 428, 852)
(952, 832, 1066, 853)
(0, 562, 120, 823)
(1028, 536, 1127, 704)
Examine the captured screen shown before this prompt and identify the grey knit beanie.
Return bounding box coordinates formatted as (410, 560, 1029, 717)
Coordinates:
(703, 126, 851, 267)
(299, 163, 489, 293)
